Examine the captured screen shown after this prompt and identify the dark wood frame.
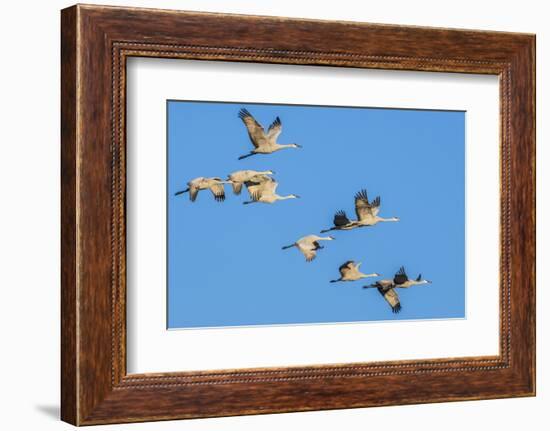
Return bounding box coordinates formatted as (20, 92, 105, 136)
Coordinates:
(61, 4, 535, 426)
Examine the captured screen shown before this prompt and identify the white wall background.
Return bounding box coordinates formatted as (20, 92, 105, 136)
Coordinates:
(0, 0, 545, 429)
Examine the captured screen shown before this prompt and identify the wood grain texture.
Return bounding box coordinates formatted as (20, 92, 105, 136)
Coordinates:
(60, 4, 535, 425)
(60, 5, 78, 425)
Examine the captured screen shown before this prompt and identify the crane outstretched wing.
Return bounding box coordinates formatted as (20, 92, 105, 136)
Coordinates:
(209, 184, 226, 202)
(355, 189, 380, 221)
(189, 185, 200, 202)
(303, 249, 317, 262)
(393, 266, 409, 285)
(266, 116, 282, 141)
(246, 175, 277, 201)
(338, 260, 355, 277)
(297, 243, 317, 262)
(245, 183, 263, 200)
(245, 173, 272, 185)
(238, 109, 266, 148)
(378, 287, 402, 313)
(255, 180, 277, 200)
(369, 196, 381, 216)
(231, 181, 243, 195)
(333, 210, 351, 227)
(228, 171, 246, 195)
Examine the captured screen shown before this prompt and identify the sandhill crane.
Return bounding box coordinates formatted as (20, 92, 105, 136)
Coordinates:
(227, 170, 275, 195)
(237, 108, 302, 160)
(243, 174, 300, 204)
(174, 177, 230, 202)
(330, 261, 380, 283)
(391, 266, 432, 288)
(281, 235, 334, 262)
(363, 266, 432, 313)
(321, 189, 399, 233)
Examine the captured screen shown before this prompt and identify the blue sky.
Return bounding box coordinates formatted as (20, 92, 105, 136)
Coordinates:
(167, 100, 465, 329)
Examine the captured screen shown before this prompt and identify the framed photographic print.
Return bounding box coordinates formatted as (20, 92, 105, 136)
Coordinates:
(165, 100, 464, 329)
(61, 4, 535, 425)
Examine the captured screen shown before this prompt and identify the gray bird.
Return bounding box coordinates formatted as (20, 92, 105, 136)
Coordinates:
(321, 189, 399, 233)
(227, 169, 275, 195)
(363, 266, 432, 313)
(174, 177, 231, 202)
(282, 235, 335, 262)
(243, 174, 299, 204)
(237, 109, 301, 160)
(330, 261, 380, 283)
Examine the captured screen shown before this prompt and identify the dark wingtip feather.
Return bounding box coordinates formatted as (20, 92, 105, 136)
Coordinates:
(392, 303, 402, 314)
(394, 266, 408, 284)
(213, 192, 226, 202)
(355, 188, 369, 203)
(268, 116, 282, 132)
(333, 209, 350, 227)
(398, 266, 406, 275)
(238, 108, 251, 119)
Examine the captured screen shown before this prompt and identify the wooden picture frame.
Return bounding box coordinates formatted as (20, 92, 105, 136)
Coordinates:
(61, 4, 535, 425)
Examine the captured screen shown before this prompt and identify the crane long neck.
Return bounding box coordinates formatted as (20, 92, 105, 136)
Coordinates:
(377, 216, 399, 222)
(399, 280, 425, 288)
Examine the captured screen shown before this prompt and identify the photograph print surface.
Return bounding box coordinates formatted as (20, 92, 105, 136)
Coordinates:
(167, 100, 465, 329)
